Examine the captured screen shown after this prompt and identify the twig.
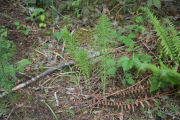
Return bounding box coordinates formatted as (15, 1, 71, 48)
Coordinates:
(0, 61, 75, 98)
(54, 91, 59, 107)
(110, 2, 122, 13)
(140, 39, 158, 58)
(50, 6, 64, 18)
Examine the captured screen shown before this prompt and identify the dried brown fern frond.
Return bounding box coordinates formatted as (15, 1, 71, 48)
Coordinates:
(105, 75, 151, 98)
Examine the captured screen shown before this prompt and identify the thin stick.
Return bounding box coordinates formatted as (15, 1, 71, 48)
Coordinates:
(0, 61, 75, 98)
(54, 91, 59, 107)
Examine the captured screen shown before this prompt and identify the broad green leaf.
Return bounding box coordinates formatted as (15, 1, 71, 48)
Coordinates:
(1, 31, 7, 38)
(117, 56, 129, 67)
(117, 56, 133, 72)
(40, 14, 46, 22)
(39, 23, 47, 28)
(161, 70, 180, 85)
(127, 78, 135, 85)
(17, 59, 31, 72)
(125, 73, 132, 78)
(22, 25, 26, 28)
(14, 21, 20, 26)
(105, 58, 116, 67)
(17, 25, 21, 30)
(135, 26, 144, 32)
(21, 29, 30, 35)
(53, 32, 63, 41)
(123, 38, 134, 48)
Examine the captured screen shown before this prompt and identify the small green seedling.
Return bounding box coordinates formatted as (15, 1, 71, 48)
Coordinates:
(39, 14, 47, 28)
(14, 21, 30, 35)
(26, 8, 45, 21)
(26, 8, 47, 28)
(122, 73, 135, 86)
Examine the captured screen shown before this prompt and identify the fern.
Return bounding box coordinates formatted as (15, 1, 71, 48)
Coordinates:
(164, 18, 180, 60)
(139, 63, 180, 91)
(141, 7, 179, 63)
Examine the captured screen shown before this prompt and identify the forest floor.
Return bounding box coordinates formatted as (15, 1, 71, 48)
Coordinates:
(0, 0, 180, 120)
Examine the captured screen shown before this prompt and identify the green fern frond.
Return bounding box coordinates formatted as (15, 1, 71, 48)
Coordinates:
(141, 7, 179, 62)
(140, 63, 180, 86)
(140, 63, 160, 74)
(164, 18, 180, 60)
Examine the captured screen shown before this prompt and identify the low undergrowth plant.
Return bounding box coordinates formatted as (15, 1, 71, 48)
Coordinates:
(117, 52, 153, 86)
(139, 62, 180, 92)
(60, 27, 92, 90)
(0, 26, 31, 92)
(141, 7, 180, 64)
(94, 14, 116, 95)
(14, 21, 31, 35)
(26, 8, 47, 27)
(93, 13, 151, 92)
(0, 26, 30, 118)
(26, 8, 45, 21)
(147, 100, 180, 119)
(59, 14, 153, 94)
(58, 8, 179, 96)
(138, 7, 180, 91)
(0, 26, 16, 91)
(147, 0, 161, 9)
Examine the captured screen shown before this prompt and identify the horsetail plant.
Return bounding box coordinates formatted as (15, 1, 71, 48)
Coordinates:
(94, 14, 116, 96)
(61, 27, 92, 90)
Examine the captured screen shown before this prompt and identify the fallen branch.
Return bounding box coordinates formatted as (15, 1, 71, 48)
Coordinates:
(0, 61, 75, 98)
